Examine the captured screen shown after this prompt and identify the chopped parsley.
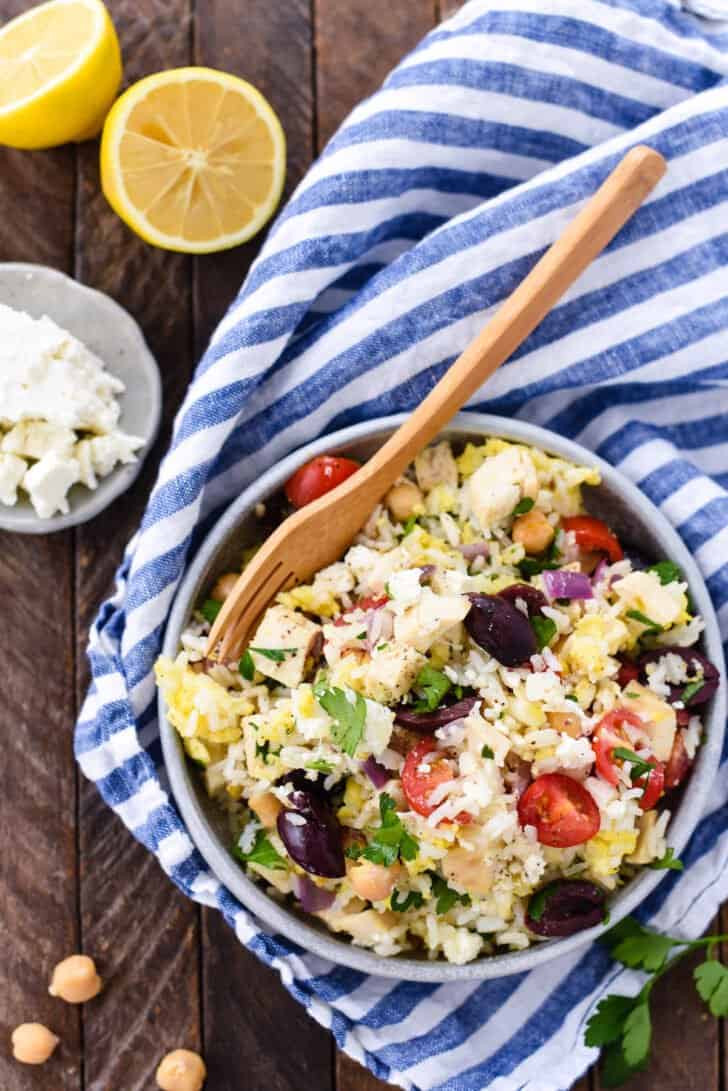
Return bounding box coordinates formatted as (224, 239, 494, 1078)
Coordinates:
(531, 615, 557, 649)
(625, 609, 662, 633)
(481, 745, 495, 759)
(356, 631, 367, 640)
(360, 793, 419, 867)
(414, 664, 452, 712)
(566, 694, 579, 703)
(377, 642, 389, 651)
(233, 830, 286, 870)
(200, 598, 222, 623)
(649, 847, 684, 871)
(390, 889, 425, 912)
(250, 646, 298, 663)
(612, 746, 655, 782)
(648, 560, 683, 586)
(239, 649, 255, 680)
(315, 684, 367, 757)
(682, 678, 705, 703)
(512, 496, 535, 516)
(429, 872, 471, 915)
(400, 515, 419, 537)
(306, 759, 334, 773)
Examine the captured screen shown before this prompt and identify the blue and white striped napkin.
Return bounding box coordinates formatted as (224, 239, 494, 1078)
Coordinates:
(76, 2, 728, 1087)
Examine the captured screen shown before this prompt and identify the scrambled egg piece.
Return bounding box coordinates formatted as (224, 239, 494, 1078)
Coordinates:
(561, 615, 629, 680)
(584, 830, 638, 878)
(155, 654, 252, 744)
(613, 571, 688, 630)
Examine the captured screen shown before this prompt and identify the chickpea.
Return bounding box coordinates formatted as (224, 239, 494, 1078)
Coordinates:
(11, 1023, 59, 1065)
(210, 571, 238, 602)
(547, 710, 582, 738)
(156, 1049, 206, 1091)
(512, 509, 554, 554)
(385, 481, 423, 523)
(347, 859, 402, 902)
(441, 847, 494, 897)
(49, 954, 102, 1004)
(248, 790, 283, 829)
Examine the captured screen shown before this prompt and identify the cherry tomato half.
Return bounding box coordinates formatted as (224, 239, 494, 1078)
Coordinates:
(664, 730, 692, 790)
(593, 708, 664, 810)
(284, 455, 360, 508)
(517, 773, 600, 847)
(401, 739, 471, 824)
(561, 515, 624, 564)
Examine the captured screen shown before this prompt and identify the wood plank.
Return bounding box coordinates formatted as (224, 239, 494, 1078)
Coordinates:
(191, 3, 332, 1089)
(337, 1052, 400, 1091)
(593, 920, 720, 1091)
(0, 5, 79, 1082)
(437, 0, 465, 19)
(72, 3, 202, 1090)
(315, 0, 436, 149)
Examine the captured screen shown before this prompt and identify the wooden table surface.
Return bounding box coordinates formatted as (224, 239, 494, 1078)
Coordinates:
(0, 1, 722, 1089)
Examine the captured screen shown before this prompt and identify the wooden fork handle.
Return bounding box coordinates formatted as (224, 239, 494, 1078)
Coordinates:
(353, 145, 666, 496)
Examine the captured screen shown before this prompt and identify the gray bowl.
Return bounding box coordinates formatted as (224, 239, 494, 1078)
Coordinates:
(0, 263, 162, 534)
(160, 413, 726, 982)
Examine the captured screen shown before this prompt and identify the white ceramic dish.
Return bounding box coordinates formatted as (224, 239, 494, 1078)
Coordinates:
(0, 263, 162, 534)
(160, 413, 726, 981)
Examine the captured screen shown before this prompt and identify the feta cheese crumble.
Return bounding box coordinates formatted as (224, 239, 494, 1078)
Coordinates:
(0, 304, 144, 518)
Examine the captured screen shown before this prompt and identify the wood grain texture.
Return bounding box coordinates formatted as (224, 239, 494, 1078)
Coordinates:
(192, 3, 331, 1089)
(0, 6, 79, 1082)
(315, 0, 436, 149)
(337, 1051, 401, 1091)
(73, 2, 201, 1090)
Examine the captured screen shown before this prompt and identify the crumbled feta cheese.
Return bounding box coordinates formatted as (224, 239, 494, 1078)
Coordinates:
(0, 452, 26, 505)
(2, 420, 76, 460)
(22, 452, 80, 518)
(386, 568, 424, 608)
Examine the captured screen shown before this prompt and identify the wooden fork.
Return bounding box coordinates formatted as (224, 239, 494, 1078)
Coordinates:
(208, 145, 666, 661)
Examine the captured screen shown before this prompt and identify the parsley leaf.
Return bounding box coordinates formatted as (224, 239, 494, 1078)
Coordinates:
(682, 678, 705, 703)
(233, 830, 286, 870)
(250, 646, 297, 663)
(481, 744, 495, 759)
(694, 959, 728, 1016)
(585, 994, 638, 1048)
(600, 1040, 642, 1088)
(625, 609, 663, 633)
(531, 615, 557, 650)
(648, 560, 683, 586)
(400, 515, 419, 537)
(622, 1002, 652, 1069)
(649, 847, 683, 871)
(612, 746, 655, 782)
(316, 685, 367, 757)
(239, 649, 255, 680)
(362, 793, 419, 866)
(429, 871, 470, 915)
(512, 497, 535, 516)
(200, 598, 222, 623)
(391, 889, 424, 912)
(607, 919, 677, 972)
(414, 664, 451, 712)
(518, 556, 560, 578)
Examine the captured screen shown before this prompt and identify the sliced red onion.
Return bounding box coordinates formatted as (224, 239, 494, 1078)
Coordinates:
(542, 569, 593, 601)
(294, 874, 336, 913)
(458, 541, 490, 560)
(361, 756, 390, 788)
(366, 608, 383, 650)
(591, 558, 608, 585)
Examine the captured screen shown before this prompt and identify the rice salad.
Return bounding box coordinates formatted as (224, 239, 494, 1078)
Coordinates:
(156, 437, 719, 964)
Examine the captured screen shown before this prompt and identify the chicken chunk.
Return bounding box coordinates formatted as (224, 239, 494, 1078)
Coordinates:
(362, 642, 425, 704)
(249, 605, 321, 687)
(620, 681, 676, 762)
(393, 589, 469, 653)
(466, 446, 539, 532)
(415, 442, 458, 492)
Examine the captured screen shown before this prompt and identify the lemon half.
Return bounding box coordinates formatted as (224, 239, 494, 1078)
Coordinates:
(0, 0, 121, 149)
(100, 67, 286, 254)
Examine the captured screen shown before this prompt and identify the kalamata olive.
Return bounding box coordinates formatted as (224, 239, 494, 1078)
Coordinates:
(278, 769, 330, 800)
(638, 648, 720, 707)
(394, 696, 479, 732)
(277, 789, 346, 878)
(525, 880, 606, 937)
(465, 593, 537, 666)
(497, 583, 547, 618)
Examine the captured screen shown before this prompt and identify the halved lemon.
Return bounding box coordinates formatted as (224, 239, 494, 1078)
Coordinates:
(0, 0, 121, 149)
(100, 67, 286, 254)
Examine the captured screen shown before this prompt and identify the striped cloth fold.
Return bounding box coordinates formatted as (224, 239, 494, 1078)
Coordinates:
(76, 2, 728, 1088)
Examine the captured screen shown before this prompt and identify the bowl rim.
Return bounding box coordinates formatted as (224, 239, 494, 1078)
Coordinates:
(160, 411, 726, 982)
(0, 262, 162, 535)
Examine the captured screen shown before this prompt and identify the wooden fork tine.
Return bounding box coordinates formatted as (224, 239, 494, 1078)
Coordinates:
(215, 563, 295, 660)
(207, 551, 284, 655)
